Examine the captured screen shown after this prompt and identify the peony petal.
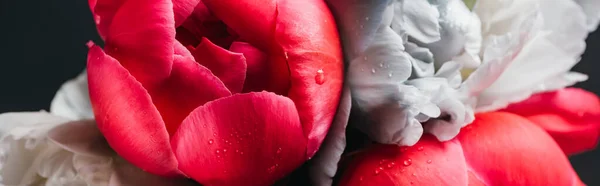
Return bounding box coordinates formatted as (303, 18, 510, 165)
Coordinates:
(201, 0, 276, 50)
(574, 0, 600, 31)
(275, 0, 344, 157)
(229, 41, 270, 92)
(327, 0, 394, 57)
(458, 112, 583, 185)
(398, 0, 441, 43)
(47, 120, 113, 157)
(172, 0, 201, 26)
(0, 112, 70, 185)
(88, 0, 123, 39)
(309, 87, 351, 186)
(338, 135, 469, 186)
(109, 158, 196, 186)
(87, 45, 179, 177)
(472, 0, 589, 111)
(191, 38, 247, 93)
(150, 52, 232, 135)
(103, 0, 175, 88)
(50, 71, 94, 120)
(172, 92, 306, 186)
(502, 88, 600, 155)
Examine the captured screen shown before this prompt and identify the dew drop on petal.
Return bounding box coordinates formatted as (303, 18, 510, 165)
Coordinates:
(365, 17, 370, 21)
(216, 150, 221, 154)
(379, 63, 384, 68)
(223, 149, 227, 153)
(371, 69, 376, 74)
(417, 146, 424, 151)
(388, 73, 393, 78)
(427, 159, 432, 164)
(403, 159, 412, 166)
(208, 139, 214, 144)
(276, 148, 282, 154)
(315, 69, 325, 85)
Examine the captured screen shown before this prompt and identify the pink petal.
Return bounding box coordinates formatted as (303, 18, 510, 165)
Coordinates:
(201, 0, 277, 50)
(338, 135, 468, 186)
(275, 0, 344, 157)
(190, 38, 247, 93)
(172, 92, 307, 185)
(503, 88, 600, 155)
(103, 0, 175, 88)
(172, 0, 201, 26)
(109, 158, 196, 186)
(150, 53, 232, 135)
(87, 45, 179, 177)
(229, 42, 270, 92)
(458, 112, 583, 185)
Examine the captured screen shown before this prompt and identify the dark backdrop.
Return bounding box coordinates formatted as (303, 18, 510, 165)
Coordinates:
(1, 0, 599, 185)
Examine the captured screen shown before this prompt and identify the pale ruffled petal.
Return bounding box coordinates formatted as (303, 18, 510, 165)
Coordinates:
(419, 0, 482, 69)
(348, 26, 412, 111)
(308, 87, 351, 186)
(0, 112, 78, 185)
(50, 71, 94, 120)
(574, 0, 600, 31)
(472, 0, 589, 111)
(398, 0, 441, 43)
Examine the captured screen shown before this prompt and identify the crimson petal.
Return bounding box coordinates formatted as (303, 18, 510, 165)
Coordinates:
(103, 0, 175, 88)
(339, 136, 468, 186)
(150, 53, 232, 135)
(190, 38, 247, 93)
(87, 45, 179, 177)
(458, 112, 583, 185)
(172, 92, 307, 186)
(172, 0, 201, 26)
(229, 41, 270, 92)
(503, 88, 600, 155)
(275, 0, 344, 157)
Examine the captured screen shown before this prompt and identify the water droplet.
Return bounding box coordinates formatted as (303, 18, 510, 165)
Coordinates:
(223, 149, 228, 153)
(363, 56, 368, 61)
(235, 150, 239, 153)
(412, 173, 417, 177)
(360, 24, 364, 29)
(208, 140, 214, 144)
(388, 73, 393, 78)
(315, 69, 325, 85)
(403, 159, 412, 166)
(360, 176, 364, 182)
(427, 160, 432, 164)
(387, 162, 395, 168)
(374, 169, 381, 175)
(417, 146, 424, 151)
(213, 132, 217, 137)
(216, 150, 221, 154)
(371, 69, 376, 74)
(365, 17, 370, 21)
(240, 151, 244, 155)
(379, 159, 386, 165)
(276, 148, 282, 154)
(379, 63, 384, 68)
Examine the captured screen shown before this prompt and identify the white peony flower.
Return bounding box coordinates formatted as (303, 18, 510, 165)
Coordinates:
(312, 0, 600, 185)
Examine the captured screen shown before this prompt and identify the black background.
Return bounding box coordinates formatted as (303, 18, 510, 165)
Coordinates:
(1, 0, 598, 185)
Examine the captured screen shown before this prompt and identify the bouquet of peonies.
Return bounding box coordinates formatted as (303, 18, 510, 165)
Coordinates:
(1, 0, 599, 185)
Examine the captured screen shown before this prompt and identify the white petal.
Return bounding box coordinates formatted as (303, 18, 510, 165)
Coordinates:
(472, 0, 589, 111)
(574, 0, 600, 31)
(348, 27, 412, 111)
(50, 71, 94, 120)
(0, 112, 71, 185)
(421, 0, 482, 69)
(309, 87, 351, 186)
(397, 0, 441, 43)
